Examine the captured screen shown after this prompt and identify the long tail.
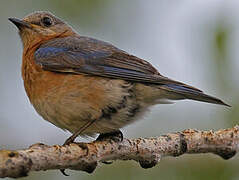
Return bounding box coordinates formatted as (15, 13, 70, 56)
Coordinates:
(160, 83, 230, 106)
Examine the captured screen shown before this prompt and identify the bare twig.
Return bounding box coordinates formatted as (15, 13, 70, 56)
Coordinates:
(0, 125, 238, 178)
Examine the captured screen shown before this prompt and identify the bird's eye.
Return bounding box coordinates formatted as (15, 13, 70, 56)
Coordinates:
(41, 17, 52, 27)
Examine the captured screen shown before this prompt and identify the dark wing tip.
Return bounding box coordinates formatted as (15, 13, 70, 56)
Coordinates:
(162, 83, 231, 107)
(218, 100, 231, 107)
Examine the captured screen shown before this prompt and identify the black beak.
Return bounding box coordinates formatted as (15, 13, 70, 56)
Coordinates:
(8, 18, 31, 29)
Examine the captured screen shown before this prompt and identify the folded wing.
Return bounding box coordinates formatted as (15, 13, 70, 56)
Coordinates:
(34, 36, 228, 106)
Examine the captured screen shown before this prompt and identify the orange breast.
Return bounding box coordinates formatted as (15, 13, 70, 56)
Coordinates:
(22, 47, 108, 109)
(21, 46, 133, 133)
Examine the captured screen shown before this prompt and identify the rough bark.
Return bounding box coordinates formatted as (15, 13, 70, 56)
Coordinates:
(0, 125, 238, 178)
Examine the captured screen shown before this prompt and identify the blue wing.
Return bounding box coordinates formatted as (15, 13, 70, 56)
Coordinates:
(34, 36, 228, 106)
(34, 36, 177, 84)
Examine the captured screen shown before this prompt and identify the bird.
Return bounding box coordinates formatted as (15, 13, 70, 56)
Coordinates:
(9, 11, 229, 146)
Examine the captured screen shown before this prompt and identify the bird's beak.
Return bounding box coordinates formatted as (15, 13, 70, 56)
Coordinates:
(8, 18, 31, 30)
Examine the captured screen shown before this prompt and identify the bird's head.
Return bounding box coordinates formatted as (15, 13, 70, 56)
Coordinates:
(9, 11, 75, 48)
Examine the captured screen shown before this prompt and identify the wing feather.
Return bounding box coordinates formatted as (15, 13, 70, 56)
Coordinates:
(34, 36, 202, 91)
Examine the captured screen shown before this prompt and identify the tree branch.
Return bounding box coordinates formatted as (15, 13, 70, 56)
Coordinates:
(0, 125, 238, 178)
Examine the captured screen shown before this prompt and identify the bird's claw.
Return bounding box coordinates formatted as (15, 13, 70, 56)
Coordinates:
(96, 130, 123, 142)
(60, 169, 70, 176)
(102, 161, 113, 164)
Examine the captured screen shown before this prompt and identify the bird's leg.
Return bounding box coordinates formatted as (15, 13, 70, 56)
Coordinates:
(96, 130, 123, 142)
(63, 119, 97, 145)
(60, 119, 97, 176)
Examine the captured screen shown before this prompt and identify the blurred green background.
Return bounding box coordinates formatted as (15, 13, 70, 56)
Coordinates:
(0, 0, 239, 179)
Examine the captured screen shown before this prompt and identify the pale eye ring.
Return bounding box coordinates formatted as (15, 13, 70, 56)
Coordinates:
(41, 17, 52, 27)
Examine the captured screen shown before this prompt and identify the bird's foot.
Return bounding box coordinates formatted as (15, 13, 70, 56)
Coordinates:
(97, 130, 123, 165)
(96, 130, 123, 142)
(102, 161, 113, 164)
(60, 169, 69, 176)
(63, 135, 76, 146)
(60, 137, 90, 176)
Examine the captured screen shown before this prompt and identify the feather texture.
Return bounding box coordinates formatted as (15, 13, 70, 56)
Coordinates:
(34, 35, 229, 106)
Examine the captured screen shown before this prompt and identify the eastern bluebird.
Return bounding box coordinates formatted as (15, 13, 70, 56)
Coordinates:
(9, 11, 229, 145)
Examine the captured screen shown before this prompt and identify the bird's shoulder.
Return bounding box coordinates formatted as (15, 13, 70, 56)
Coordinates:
(35, 35, 160, 75)
(39, 35, 121, 53)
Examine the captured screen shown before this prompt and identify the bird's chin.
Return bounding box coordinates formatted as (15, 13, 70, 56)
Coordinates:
(18, 29, 28, 40)
(17, 30, 38, 48)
